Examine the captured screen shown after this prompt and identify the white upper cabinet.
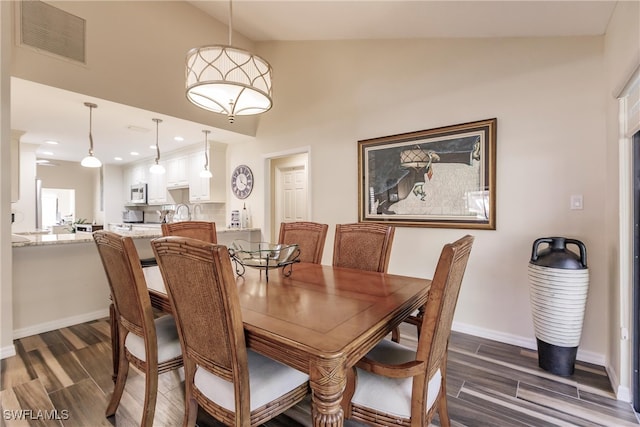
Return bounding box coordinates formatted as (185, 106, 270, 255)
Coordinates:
(129, 164, 147, 185)
(123, 163, 147, 202)
(122, 143, 226, 205)
(147, 161, 167, 204)
(188, 144, 226, 203)
(166, 156, 189, 188)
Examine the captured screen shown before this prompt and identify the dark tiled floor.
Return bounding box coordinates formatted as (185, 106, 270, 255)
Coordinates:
(1, 318, 638, 426)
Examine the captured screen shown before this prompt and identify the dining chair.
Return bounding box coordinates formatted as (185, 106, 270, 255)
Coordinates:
(139, 221, 217, 269)
(278, 221, 329, 264)
(332, 223, 408, 340)
(151, 236, 310, 426)
(342, 235, 474, 427)
(93, 231, 182, 427)
(161, 220, 217, 243)
(332, 223, 395, 272)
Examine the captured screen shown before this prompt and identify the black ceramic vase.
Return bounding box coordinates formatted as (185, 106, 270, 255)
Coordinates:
(527, 237, 589, 376)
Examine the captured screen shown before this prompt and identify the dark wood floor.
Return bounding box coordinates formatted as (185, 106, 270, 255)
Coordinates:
(1, 318, 638, 427)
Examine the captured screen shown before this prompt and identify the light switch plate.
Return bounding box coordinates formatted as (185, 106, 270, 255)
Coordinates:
(570, 194, 583, 210)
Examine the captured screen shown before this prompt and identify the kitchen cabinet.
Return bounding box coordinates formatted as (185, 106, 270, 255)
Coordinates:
(123, 163, 148, 202)
(188, 145, 226, 203)
(166, 155, 189, 188)
(130, 164, 147, 185)
(147, 161, 167, 204)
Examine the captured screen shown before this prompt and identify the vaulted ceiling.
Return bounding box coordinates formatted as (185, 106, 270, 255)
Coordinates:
(12, 1, 618, 165)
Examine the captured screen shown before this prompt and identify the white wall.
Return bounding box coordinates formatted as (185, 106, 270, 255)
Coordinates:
(229, 36, 609, 362)
(102, 164, 125, 226)
(1, 0, 14, 357)
(603, 0, 640, 401)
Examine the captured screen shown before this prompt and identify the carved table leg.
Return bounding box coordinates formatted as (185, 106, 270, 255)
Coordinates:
(109, 303, 119, 383)
(310, 356, 346, 427)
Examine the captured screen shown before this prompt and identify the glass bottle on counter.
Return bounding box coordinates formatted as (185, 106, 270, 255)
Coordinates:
(241, 203, 249, 229)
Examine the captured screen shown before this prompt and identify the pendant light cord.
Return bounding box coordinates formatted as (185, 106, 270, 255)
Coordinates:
(228, 0, 233, 45)
(153, 118, 162, 164)
(88, 106, 94, 155)
(203, 130, 210, 170)
(84, 102, 98, 156)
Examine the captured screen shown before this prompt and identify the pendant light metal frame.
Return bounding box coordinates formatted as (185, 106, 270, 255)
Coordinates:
(185, 0, 272, 123)
(200, 130, 213, 178)
(149, 118, 165, 174)
(80, 102, 101, 168)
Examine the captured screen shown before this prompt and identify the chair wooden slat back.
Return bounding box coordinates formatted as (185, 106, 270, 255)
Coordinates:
(94, 231, 153, 341)
(152, 236, 242, 377)
(153, 236, 309, 426)
(417, 235, 474, 375)
(94, 230, 183, 427)
(152, 237, 250, 415)
(332, 223, 395, 272)
(161, 221, 217, 243)
(278, 221, 328, 264)
(344, 234, 474, 427)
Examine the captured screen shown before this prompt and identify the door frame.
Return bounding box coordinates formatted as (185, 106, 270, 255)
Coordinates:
(263, 146, 311, 242)
(615, 65, 640, 405)
(632, 132, 639, 412)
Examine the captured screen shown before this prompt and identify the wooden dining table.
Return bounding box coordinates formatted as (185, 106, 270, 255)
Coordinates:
(120, 262, 430, 427)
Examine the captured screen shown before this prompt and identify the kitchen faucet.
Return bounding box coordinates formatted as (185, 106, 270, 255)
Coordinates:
(175, 203, 191, 221)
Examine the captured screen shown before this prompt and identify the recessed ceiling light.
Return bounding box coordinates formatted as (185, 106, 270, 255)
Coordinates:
(130, 152, 139, 156)
(174, 136, 184, 142)
(149, 145, 157, 149)
(41, 151, 54, 155)
(45, 140, 58, 145)
(36, 159, 50, 164)
(114, 157, 123, 161)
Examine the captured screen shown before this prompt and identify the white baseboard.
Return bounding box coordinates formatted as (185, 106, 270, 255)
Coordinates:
(12, 309, 109, 340)
(1, 344, 16, 359)
(451, 321, 606, 366)
(616, 385, 632, 403)
(608, 366, 633, 403)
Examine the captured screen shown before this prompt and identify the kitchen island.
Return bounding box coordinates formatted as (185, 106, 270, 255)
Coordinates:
(11, 227, 261, 339)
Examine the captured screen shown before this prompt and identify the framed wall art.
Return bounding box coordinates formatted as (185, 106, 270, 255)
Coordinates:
(358, 118, 496, 229)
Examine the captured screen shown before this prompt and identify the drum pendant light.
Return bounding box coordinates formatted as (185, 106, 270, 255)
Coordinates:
(200, 130, 213, 178)
(149, 118, 165, 174)
(80, 102, 101, 168)
(185, 0, 272, 124)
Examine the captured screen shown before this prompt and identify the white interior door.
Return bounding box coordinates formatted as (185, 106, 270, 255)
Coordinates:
(269, 152, 309, 241)
(282, 166, 307, 222)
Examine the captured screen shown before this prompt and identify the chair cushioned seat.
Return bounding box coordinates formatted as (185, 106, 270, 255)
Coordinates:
(194, 350, 309, 412)
(352, 339, 442, 419)
(125, 315, 181, 363)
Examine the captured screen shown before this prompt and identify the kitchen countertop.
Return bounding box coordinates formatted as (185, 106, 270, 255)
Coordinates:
(11, 227, 261, 248)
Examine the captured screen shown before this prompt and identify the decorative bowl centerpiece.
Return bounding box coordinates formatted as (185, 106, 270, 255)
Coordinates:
(229, 240, 300, 281)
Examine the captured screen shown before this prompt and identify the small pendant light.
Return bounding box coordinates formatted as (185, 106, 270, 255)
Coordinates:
(149, 118, 165, 174)
(199, 130, 213, 178)
(80, 102, 102, 168)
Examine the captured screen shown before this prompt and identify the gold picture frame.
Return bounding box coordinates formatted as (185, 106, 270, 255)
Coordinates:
(358, 118, 497, 229)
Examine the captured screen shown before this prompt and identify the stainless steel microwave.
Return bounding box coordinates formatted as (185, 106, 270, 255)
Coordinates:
(130, 183, 147, 204)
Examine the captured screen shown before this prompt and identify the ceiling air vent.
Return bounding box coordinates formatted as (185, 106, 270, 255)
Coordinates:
(20, 0, 86, 64)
